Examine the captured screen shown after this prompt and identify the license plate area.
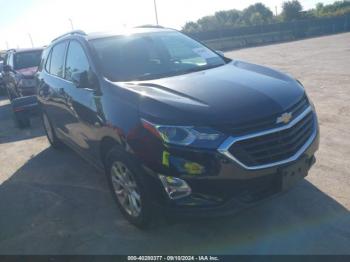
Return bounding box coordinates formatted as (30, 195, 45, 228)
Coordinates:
(279, 158, 309, 191)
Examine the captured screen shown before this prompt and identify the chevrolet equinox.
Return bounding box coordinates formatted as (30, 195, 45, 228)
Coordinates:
(37, 27, 319, 228)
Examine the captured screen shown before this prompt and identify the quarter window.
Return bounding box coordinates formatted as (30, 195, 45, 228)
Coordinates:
(49, 42, 66, 77)
(65, 41, 90, 81)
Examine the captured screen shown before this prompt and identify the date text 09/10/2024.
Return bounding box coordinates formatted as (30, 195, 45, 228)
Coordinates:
(127, 256, 219, 261)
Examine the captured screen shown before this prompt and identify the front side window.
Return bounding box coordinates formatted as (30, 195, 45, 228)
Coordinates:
(49, 42, 66, 78)
(91, 31, 226, 82)
(65, 41, 90, 81)
(14, 51, 42, 70)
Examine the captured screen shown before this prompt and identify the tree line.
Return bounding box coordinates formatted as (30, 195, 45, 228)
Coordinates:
(182, 0, 350, 33)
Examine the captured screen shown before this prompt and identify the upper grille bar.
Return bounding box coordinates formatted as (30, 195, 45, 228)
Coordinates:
(217, 106, 317, 170)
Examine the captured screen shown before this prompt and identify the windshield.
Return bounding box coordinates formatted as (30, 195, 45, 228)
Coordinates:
(91, 31, 227, 81)
(14, 51, 42, 70)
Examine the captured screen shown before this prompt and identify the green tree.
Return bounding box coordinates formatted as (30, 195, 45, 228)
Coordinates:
(281, 0, 303, 21)
(226, 10, 243, 26)
(214, 10, 243, 28)
(182, 22, 200, 33)
(242, 3, 273, 25)
(197, 15, 219, 31)
(316, 1, 350, 17)
(215, 11, 230, 27)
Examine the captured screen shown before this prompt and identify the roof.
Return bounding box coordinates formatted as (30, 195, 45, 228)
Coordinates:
(86, 27, 174, 41)
(49, 26, 176, 44)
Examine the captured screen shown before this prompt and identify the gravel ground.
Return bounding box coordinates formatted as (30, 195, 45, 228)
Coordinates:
(0, 33, 349, 254)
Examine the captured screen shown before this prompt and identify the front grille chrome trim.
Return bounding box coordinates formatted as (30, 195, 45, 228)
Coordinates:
(217, 106, 317, 170)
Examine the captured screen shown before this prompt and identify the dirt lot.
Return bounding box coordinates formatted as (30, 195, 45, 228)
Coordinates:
(0, 33, 350, 254)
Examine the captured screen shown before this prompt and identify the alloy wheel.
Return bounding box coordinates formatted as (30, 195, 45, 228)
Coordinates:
(111, 161, 142, 217)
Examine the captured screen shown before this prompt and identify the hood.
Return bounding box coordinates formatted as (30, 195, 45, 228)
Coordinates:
(16, 66, 38, 77)
(118, 60, 305, 126)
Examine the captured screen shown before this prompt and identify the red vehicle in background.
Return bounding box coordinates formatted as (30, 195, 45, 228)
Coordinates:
(2, 48, 43, 127)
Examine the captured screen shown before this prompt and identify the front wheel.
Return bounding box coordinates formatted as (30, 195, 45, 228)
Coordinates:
(105, 148, 155, 228)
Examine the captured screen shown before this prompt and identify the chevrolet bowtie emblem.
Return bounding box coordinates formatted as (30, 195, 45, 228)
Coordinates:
(276, 112, 292, 124)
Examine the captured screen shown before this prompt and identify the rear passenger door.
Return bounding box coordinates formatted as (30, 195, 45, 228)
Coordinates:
(41, 41, 74, 140)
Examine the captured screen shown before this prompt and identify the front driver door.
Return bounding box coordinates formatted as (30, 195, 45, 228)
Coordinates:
(61, 40, 104, 162)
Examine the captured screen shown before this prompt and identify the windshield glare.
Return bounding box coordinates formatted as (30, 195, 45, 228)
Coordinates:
(91, 31, 226, 81)
(14, 51, 42, 70)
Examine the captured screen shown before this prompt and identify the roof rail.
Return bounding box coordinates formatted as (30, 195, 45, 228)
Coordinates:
(134, 24, 164, 29)
(51, 30, 87, 43)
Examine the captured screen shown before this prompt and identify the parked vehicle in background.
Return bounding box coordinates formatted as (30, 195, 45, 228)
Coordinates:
(2, 48, 43, 127)
(0, 61, 4, 95)
(2, 48, 43, 99)
(37, 28, 319, 228)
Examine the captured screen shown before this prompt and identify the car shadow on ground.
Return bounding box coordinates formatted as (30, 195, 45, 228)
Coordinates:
(0, 146, 350, 254)
(0, 97, 44, 144)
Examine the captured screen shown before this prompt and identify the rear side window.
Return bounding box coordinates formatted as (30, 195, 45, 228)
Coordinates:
(49, 42, 66, 78)
(65, 41, 90, 81)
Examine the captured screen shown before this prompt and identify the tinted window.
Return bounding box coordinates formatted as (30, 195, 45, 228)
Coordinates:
(14, 51, 42, 70)
(50, 42, 66, 77)
(91, 31, 226, 81)
(65, 41, 90, 81)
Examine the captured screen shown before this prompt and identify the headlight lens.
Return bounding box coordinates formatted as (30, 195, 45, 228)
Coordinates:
(142, 119, 226, 148)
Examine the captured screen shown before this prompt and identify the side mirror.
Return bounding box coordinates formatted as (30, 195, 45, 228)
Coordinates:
(216, 50, 225, 57)
(3, 64, 12, 73)
(71, 71, 89, 88)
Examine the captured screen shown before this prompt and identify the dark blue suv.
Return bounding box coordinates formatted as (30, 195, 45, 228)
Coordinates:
(37, 27, 319, 228)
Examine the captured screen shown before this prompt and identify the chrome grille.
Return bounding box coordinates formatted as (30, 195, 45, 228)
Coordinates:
(218, 107, 317, 170)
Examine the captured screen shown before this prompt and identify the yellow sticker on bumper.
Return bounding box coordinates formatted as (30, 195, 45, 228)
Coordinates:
(184, 162, 204, 175)
(162, 151, 170, 167)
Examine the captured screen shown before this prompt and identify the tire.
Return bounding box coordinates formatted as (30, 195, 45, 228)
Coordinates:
(42, 112, 64, 149)
(105, 147, 155, 228)
(15, 112, 31, 129)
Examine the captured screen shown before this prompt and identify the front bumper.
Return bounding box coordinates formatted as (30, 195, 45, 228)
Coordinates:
(141, 128, 319, 217)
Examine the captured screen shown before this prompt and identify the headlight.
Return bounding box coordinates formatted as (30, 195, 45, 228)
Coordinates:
(141, 119, 226, 148)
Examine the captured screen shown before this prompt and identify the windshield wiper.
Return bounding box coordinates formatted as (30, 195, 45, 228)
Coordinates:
(132, 64, 225, 81)
(177, 64, 225, 75)
(133, 72, 178, 81)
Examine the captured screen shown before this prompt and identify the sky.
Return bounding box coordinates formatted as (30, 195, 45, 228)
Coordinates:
(0, 0, 337, 50)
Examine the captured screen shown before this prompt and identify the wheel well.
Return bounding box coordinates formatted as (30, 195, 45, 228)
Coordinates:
(100, 137, 120, 166)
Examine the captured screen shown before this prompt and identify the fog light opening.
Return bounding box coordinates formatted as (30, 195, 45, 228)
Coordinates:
(158, 175, 191, 200)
